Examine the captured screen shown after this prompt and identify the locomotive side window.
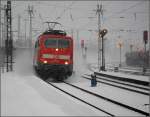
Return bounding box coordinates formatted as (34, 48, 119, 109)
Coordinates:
(45, 38, 69, 48)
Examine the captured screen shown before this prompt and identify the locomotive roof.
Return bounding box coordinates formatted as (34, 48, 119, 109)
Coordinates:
(38, 31, 73, 42)
(42, 30, 67, 36)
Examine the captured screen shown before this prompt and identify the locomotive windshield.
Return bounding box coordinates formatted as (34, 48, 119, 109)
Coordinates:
(45, 38, 70, 48)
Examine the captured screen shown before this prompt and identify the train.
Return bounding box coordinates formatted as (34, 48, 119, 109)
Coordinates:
(33, 22, 73, 80)
(125, 50, 149, 67)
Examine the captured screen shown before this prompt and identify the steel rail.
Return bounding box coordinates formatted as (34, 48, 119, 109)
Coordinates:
(46, 80, 115, 117)
(94, 72, 149, 86)
(63, 81, 149, 116)
(85, 74, 149, 91)
(82, 75, 149, 96)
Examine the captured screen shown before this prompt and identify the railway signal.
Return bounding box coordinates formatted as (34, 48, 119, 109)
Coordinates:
(143, 30, 148, 72)
(117, 41, 123, 67)
(99, 29, 108, 71)
(99, 29, 108, 38)
(143, 30, 148, 56)
(143, 30, 148, 44)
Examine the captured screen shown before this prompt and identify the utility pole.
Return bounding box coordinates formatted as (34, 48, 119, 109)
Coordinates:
(76, 29, 79, 49)
(96, 4, 102, 71)
(1, 23, 5, 48)
(24, 19, 27, 48)
(88, 29, 92, 44)
(5, 0, 13, 72)
(118, 42, 123, 67)
(18, 15, 21, 41)
(0, 5, 5, 47)
(101, 33, 104, 69)
(0, 0, 1, 49)
(4, 5, 7, 48)
(0, 5, 7, 73)
(27, 5, 33, 48)
(0, 0, 1, 75)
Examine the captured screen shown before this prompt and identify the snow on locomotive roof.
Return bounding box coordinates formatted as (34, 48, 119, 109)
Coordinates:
(42, 30, 67, 36)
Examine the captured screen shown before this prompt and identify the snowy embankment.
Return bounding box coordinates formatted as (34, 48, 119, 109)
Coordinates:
(1, 45, 149, 116)
(1, 48, 101, 116)
(95, 70, 149, 82)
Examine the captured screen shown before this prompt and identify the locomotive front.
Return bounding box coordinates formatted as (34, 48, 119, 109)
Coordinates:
(33, 22, 73, 80)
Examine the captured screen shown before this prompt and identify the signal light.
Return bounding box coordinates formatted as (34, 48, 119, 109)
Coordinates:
(99, 29, 108, 38)
(143, 30, 148, 44)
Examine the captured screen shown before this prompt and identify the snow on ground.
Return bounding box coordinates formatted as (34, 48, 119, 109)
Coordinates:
(1, 71, 107, 116)
(1, 41, 149, 116)
(1, 46, 105, 116)
(69, 79, 149, 113)
(52, 82, 146, 116)
(94, 70, 149, 82)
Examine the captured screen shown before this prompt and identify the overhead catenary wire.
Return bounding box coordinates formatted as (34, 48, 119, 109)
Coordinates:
(77, 1, 146, 32)
(9, 1, 149, 41)
(105, 1, 145, 21)
(55, 1, 76, 21)
(11, 1, 147, 33)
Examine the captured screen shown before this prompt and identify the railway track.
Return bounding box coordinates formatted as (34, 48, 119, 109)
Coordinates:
(45, 79, 149, 116)
(106, 67, 150, 76)
(88, 63, 150, 76)
(85, 74, 149, 91)
(46, 80, 114, 116)
(94, 72, 149, 86)
(118, 67, 150, 76)
(82, 74, 149, 96)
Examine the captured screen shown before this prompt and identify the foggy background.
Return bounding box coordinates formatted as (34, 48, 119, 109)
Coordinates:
(0, 0, 149, 65)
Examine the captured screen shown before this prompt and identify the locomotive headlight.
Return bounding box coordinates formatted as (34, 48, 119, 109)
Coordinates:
(43, 60, 47, 64)
(55, 48, 58, 51)
(65, 61, 69, 65)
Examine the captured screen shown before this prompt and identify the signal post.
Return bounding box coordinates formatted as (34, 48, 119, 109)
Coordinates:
(99, 29, 108, 71)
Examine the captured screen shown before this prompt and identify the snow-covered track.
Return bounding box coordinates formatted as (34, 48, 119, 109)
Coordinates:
(118, 67, 150, 76)
(85, 74, 149, 91)
(94, 72, 149, 86)
(83, 74, 149, 96)
(104, 65, 150, 76)
(63, 81, 149, 116)
(46, 80, 114, 116)
(46, 80, 149, 116)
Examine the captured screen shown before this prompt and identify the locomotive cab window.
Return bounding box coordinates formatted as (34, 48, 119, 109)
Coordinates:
(45, 39, 57, 48)
(45, 38, 70, 48)
(58, 39, 69, 48)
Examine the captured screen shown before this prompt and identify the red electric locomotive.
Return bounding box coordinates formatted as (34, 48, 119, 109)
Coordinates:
(33, 22, 73, 80)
